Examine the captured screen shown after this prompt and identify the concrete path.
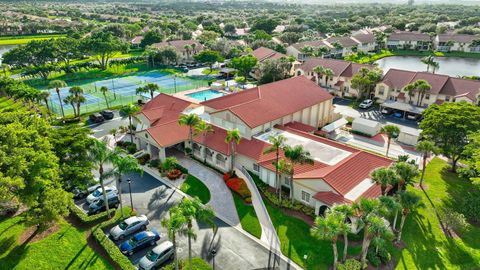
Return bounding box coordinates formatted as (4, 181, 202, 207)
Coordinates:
(174, 154, 241, 226)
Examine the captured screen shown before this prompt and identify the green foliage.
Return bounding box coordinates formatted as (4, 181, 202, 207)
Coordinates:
(163, 257, 212, 270)
(251, 17, 280, 34)
(337, 259, 366, 270)
(180, 175, 211, 204)
(140, 30, 163, 48)
(350, 67, 383, 99)
(459, 192, 480, 223)
(230, 54, 258, 77)
(258, 57, 292, 84)
(149, 159, 161, 168)
(81, 31, 129, 70)
(231, 192, 262, 239)
(438, 208, 469, 233)
(193, 50, 223, 70)
(69, 200, 115, 225)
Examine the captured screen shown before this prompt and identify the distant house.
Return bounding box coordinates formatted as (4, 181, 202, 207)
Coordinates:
(351, 33, 377, 53)
(435, 33, 480, 53)
(323, 36, 361, 58)
(151, 40, 204, 63)
(387, 31, 432, 51)
(295, 58, 374, 98)
(286, 40, 332, 62)
(250, 47, 297, 79)
(131, 36, 143, 48)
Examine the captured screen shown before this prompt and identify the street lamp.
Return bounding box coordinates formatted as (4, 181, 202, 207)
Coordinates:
(127, 178, 133, 210)
(174, 74, 177, 93)
(210, 248, 217, 270)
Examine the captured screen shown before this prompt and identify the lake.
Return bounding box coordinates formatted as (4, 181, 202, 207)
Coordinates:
(0, 45, 17, 65)
(375, 56, 480, 77)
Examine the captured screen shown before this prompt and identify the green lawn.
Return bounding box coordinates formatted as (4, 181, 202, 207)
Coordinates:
(0, 216, 113, 269)
(392, 158, 480, 270)
(0, 34, 66, 45)
(264, 199, 361, 270)
(231, 193, 262, 239)
(180, 175, 211, 204)
(346, 49, 480, 64)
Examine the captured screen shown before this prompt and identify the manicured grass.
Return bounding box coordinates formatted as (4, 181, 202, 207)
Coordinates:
(180, 174, 211, 204)
(264, 199, 361, 270)
(346, 49, 480, 64)
(201, 69, 220, 75)
(0, 216, 113, 269)
(0, 34, 66, 45)
(231, 192, 262, 239)
(392, 158, 480, 270)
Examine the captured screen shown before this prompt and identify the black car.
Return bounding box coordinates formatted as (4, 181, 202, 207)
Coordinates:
(89, 113, 105, 123)
(88, 196, 120, 215)
(100, 110, 114, 120)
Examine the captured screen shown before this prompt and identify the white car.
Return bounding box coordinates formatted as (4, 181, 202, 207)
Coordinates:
(86, 186, 117, 204)
(359, 99, 373, 109)
(109, 215, 149, 240)
(138, 241, 175, 270)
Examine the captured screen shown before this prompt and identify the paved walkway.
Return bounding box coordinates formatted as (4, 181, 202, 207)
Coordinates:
(174, 153, 241, 226)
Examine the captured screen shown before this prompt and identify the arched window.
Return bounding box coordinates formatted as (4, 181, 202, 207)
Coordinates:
(297, 71, 302, 76)
(318, 205, 329, 216)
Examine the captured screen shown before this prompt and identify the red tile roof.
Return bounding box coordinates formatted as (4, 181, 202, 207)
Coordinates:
(438, 33, 479, 43)
(352, 33, 375, 44)
(204, 76, 333, 128)
(140, 94, 192, 126)
(381, 69, 417, 89)
(325, 36, 360, 48)
(389, 31, 431, 42)
(291, 40, 332, 51)
(251, 47, 287, 62)
(145, 122, 189, 147)
(298, 58, 374, 78)
(282, 122, 316, 133)
(131, 36, 143, 44)
(313, 192, 352, 206)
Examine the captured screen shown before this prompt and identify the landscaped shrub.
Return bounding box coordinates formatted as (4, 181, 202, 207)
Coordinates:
(163, 257, 212, 270)
(223, 173, 231, 181)
(137, 153, 151, 165)
(116, 141, 137, 154)
(167, 169, 183, 180)
(367, 248, 382, 267)
(69, 200, 115, 225)
(149, 159, 161, 168)
(244, 197, 252, 204)
(175, 163, 189, 174)
(351, 129, 373, 138)
(438, 208, 469, 233)
(226, 178, 251, 199)
(337, 259, 365, 270)
(460, 192, 480, 223)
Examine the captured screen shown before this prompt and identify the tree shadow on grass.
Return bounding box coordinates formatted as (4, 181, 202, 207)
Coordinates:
(64, 243, 89, 270)
(0, 228, 36, 269)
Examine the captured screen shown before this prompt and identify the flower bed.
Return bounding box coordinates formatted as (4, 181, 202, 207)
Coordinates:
(224, 173, 252, 203)
(167, 169, 183, 180)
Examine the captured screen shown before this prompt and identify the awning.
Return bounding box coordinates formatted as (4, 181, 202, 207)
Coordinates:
(321, 118, 348, 133)
(380, 100, 425, 115)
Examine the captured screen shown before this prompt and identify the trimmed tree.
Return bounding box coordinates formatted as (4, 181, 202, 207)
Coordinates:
(415, 140, 439, 187)
(283, 145, 314, 203)
(100, 86, 110, 108)
(178, 114, 201, 156)
(396, 191, 423, 243)
(194, 120, 214, 163)
(119, 103, 141, 143)
(370, 167, 398, 195)
(394, 161, 419, 191)
(381, 124, 400, 157)
(225, 129, 242, 173)
(264, 135, 287, 200)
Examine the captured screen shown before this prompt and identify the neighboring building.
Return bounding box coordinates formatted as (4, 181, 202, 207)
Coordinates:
(133, 76, 393, 215)
(387, 31, 432, 51)
(250, 47, 291, 79)
(324, 36, 361, 58)
(286, 40, 332, 62)
(435, 33, 480, 53)
(131, 36, 143, 48)
(151, 40, 204, 63)
(295, 58, 374, 97)
(351, 33, 377, 53)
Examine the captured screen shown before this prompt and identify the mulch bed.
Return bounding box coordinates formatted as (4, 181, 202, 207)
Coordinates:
(19, 223, 60, 244)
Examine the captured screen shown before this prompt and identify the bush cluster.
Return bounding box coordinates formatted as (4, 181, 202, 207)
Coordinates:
(167, 169, 183, 180)
(69, 201, 115, 225)
(224, 173, 252, 203)
(367, 245, 392, 267)
(137, 153, 151, 165)
(116, 141, 137, 154)
(163, 257, 212, 270)
(148, 159, 161, 168)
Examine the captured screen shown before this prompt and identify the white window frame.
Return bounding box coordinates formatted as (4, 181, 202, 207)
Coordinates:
(253, 163, 260, 172)
(301, 190, 311, 203)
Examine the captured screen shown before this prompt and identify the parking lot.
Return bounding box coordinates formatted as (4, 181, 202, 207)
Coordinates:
(75, 170, 296, 270)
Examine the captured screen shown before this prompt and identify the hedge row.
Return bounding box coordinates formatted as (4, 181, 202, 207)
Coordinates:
(69, 201, 115, 225)
(163, 257, 212, 270)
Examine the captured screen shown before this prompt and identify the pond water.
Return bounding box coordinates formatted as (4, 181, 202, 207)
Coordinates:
(375, 56, 480, 77)
(0, 45, 17, 65)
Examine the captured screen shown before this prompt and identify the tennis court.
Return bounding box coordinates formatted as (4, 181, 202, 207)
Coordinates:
(46, 71, 208, 116)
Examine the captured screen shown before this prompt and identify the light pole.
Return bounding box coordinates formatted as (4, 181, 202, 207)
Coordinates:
(118, 178, 123, 215)
(127, 178, 133, 210)
(211, 248, 217, 270)
(174, 74, 177, 93)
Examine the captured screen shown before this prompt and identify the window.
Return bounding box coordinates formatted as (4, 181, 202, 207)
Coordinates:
(284, 177, 291, 186)
(445, 96, 450, 102)
(379, 86, 385, 95)
(253, 164, 260, 172)
(425, 94, 430, 100)
(452, 98, 456, 102)
(301, 190, 311, 203)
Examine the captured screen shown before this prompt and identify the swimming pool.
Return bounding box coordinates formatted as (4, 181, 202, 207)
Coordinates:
(186, 89, 225, 101)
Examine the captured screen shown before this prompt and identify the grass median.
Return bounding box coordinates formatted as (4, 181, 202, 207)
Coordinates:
(180, 174, 211, 204)
(231, 192, 262, 239)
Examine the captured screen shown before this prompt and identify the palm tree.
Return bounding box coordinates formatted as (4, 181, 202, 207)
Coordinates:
(323, 68, 334, 88)
(415, 140, 439, 187)
(263, 135, 287, 200)
(69, 86, 85, 118)
(396, 191, 423, 243)
(273, 159, 291, 203)
(184, 44, 192, 60)
(37, 91, 51, 115)
(370, 167, 397, 195)
(421, 55, 435, 73)
(416, 80, 432, 106)
(176, 198, 215, 270)
(430, 61, 439, 74)
(379, 195, 401, 231)
(403, 83, 416, 104)
(310, 211, 346, 270)
(225, 129, 241, 172)
(331, 204, 353, 262)
(143, 83, 160, 99)
(394, 162, 419, 191)
(109, 128, 118, 143)
(119, 103, 141, 143)
(88, 140, 118, 219)
(194, 120, 214, 163)
(100, 86, 110, 108)
(63, 95, 77, 116)
(107, 153, 143, 217)
(161, 206, 188, 270)
(48, 80, 67, 117)
(381, 125, 400, 157)
(283, 145, 314, 203)
(178, 114, 201, 156)
(313, 65, 325, 86)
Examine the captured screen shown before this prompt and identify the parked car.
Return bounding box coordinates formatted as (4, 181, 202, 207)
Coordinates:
(86, 186, 117, 204)
(393, 111, 403, 118)
(381, 107, 393, 115)
(88, 195, 120, 215)
(406, 113, 421, 121)
(72, 184, 100, 200)
(100, 110, 114, 120)
(110, 215, 149, 240)
(138, 241, 175, 270)
(89, 113, 105, 123)
(119, 229, 160, 256)
(359, 99, 373, 109)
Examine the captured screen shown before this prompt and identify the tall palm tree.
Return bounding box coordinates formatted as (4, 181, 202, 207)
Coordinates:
(415, 140, 439, 187)
(421, 55, 435, 73)
(88, 140, 118, 219)
(109, 128, 118, 143)
(63, 95, 77, 116)
(313, 65, 325, 85)
(370, 167, 398, 195)
(310, 211, 346, 270)
(119, 103, 141, 143)
(264, 135, 287, 199)
(394, 162, 419, 191)
(381, 124, 400, 157)
(176, 198, 215, 270)
(69, 86, 84, 118)
(194, 120, 214, 163)
(396, 191, 423, 243)
(430, 61, 439, 74)
(283, 145, 314, 203)
(323, 68, 334, 87)
(225, 129, 241, 172)
(403, 83, 416, 104)
(178, 114, 201, 156)
(379, 195, 401, 231)
(184, 44, 192, 60)
(37, 91, 51, 115)
(107, 153, 143, 216)
(416, 80, 432, 106)
(100, 86, 110, 108)
(331, 204, 353, 262)
(273, 159, 291, 203)
(161, 206, 188, 270)
(143, 83, 160, 99)
(48, 80, 67, 117)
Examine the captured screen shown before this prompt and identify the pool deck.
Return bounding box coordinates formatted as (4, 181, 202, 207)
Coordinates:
(173, 87, 230, 104)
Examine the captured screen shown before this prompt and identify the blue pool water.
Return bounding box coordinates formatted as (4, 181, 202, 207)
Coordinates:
(186, 89, 225, 101)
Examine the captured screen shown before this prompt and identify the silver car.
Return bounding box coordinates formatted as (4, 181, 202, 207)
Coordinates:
(138, 241, 175, 270)
(109, 215, 149, 240)
(86, 186, 117, 204)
